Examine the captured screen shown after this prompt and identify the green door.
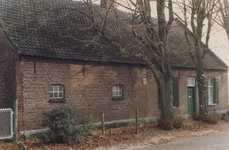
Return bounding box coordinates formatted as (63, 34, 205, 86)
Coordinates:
(188, 87, 194, 115)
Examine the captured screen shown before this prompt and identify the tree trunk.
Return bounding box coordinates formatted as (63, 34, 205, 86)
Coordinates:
(156, 65, 173, 119)
(196, 59, 208, 116)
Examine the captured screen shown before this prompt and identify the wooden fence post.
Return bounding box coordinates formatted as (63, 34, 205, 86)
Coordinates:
(101, 112, 104, 136)
(136, 109, 139, 134)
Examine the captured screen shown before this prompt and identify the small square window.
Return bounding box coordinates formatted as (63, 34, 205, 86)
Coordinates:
(187, 77, 195, 87)
(49, 85, 64, 99)
(112, 85, 123, 97)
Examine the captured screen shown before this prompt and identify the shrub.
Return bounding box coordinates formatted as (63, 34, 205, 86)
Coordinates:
(158, 118, 173, 130)
(39, 105, 85, 145)
(84, 114, 99, 132)
(172, 116, 184, 129)
(194, 115, 217, 124)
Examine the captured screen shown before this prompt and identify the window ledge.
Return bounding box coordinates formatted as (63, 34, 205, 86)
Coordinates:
(112, 97, 124, 100)
(208, 103, 217, 106)
(49, 99, 66, 103)
(173, 106, 177, 109)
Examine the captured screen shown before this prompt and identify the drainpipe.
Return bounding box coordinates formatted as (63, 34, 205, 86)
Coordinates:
(13, 99, 18, 143)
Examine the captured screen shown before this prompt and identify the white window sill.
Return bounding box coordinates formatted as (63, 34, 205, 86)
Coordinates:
(208, 103, 217, 106)
(173, 106, 176, 109)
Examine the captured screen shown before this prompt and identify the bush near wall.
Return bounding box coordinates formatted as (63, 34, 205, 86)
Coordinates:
(38, 105, 85, 145)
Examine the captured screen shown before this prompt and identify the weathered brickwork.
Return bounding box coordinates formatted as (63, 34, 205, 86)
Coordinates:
(0, 29, 228, 132)
(16, 58, 159, 130)
(0, 29, 17, 108)
(172, 69, 228, 115)
(15, 57, 228, 131)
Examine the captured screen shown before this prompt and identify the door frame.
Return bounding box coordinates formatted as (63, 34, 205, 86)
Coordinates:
(187, 77, 197, 116)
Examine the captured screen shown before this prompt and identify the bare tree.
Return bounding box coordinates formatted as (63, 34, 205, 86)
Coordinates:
(218, 0, 229, 39)
(84, 0, 175, 119)
(179, 0, 218, 115)
(1, 0, 175, 119)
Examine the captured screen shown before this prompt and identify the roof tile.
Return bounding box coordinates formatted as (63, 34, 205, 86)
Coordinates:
(0, 0, 227, 70)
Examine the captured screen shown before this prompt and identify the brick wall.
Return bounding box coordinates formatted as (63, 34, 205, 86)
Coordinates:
(0, 29, 17, 109)
(172, 68, 228, 115)
(16, 57, 229, 131)
(17, 58, 159, 130)
(16, 58, 229, 131)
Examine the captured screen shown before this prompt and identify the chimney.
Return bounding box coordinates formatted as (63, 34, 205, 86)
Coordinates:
(101, 0, 115, 9)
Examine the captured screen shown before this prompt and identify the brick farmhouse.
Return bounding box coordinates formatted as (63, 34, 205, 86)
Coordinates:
(0, 1, 228, 135)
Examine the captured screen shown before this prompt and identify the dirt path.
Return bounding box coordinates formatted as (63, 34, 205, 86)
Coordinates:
(94, 120, 229, 150)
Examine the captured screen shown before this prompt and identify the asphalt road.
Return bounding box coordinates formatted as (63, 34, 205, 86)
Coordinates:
(135, 132, 229, 150)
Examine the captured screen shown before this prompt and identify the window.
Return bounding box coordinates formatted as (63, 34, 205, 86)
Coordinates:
(112, 85, 123, 97)
(187, 77, 195, 87)
(49, 85, 64, 99)
(112, 85, 123, 100)
(208, 78, 214, 104)
(207, 78, 219, 105)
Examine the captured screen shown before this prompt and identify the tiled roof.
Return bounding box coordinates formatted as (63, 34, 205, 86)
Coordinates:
(0, 0, 227, 70)
(169, 20, 228, 70)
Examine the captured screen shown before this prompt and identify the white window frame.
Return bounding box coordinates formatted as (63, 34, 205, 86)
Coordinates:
(112, 85, 123, 97)
(49, 85, 64, 99)
(187, 77, 195, 87)
(208, 78, 216, 105)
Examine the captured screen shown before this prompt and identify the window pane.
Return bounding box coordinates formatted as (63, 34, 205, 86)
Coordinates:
(49, 86, 53, 91)
(59, 86, 63, 91)
(50, 92, 53, 97)
(208, 79, 213, 86)
(208, 87, 213, 103)
(54, 86, 58, 91)
(113, 86, 116, 91)
(113, 91, 116, 96)
(209, 87, 213, 95)
(54, 92, 58, 97)
(187, 78, 195, 87)
(210, 95, 213, 103)
(59, 92, 63, 97)
(119, 91, 122, 96)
